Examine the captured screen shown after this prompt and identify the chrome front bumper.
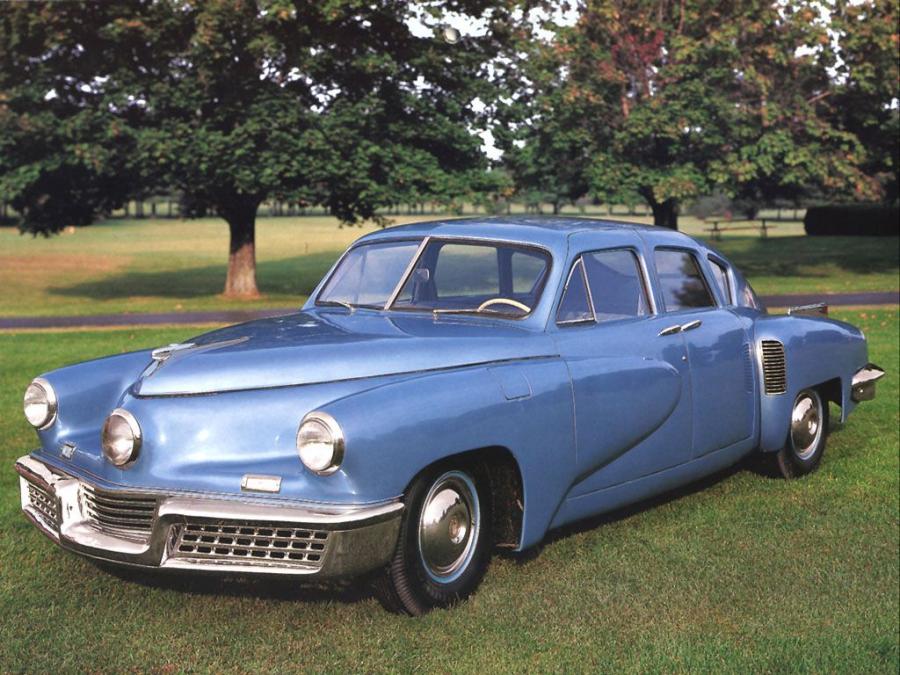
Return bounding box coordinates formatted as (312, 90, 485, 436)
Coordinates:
(15, 455, 403, 578)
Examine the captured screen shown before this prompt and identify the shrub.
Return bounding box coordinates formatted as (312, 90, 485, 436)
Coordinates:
(804, 204, 899, 236)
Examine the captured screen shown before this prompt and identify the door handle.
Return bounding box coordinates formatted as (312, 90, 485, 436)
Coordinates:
(680, 319, 702, 332)
(658, 324, 682, 336)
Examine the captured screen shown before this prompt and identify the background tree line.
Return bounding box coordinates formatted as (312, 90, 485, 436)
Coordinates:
(1, 0, 897, 297)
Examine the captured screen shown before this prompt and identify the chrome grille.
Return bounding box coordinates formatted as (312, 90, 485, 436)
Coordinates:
(81, 486, 157, 537)
(27, 483, 59, 528)
(171, 521, 330, 568)
(761, 340, 787, 395)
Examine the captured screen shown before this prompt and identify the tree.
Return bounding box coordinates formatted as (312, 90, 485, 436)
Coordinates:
(0, 1, 515, 297)
(829, 0, 900, 203)
(0, 4, 141, 234)
(514, 0, 886, 229)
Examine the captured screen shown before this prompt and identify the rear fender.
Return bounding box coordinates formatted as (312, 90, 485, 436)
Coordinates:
(755, 316, 867, 452)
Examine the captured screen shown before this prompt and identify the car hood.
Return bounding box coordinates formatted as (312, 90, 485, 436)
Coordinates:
(134, 309, 557, 396)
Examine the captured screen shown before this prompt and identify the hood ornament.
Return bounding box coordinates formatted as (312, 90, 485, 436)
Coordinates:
(151, 342, 197, 363)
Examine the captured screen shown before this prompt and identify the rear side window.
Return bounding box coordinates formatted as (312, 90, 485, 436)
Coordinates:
(653, 249, 715, 311)
(708, 258, 732, 304)
(582, 250, 650, 321)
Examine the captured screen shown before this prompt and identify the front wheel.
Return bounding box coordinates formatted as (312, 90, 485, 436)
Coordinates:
(374, 464, 492, 615)
(767, 388, 829, 479)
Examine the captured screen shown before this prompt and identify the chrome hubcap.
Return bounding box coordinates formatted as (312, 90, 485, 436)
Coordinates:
(418, 471, 480, 583)
(790, 390, 823, 461)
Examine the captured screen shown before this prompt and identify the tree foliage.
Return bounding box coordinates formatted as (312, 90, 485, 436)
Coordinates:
(505, 0, 897, 228)
(0, 0, 516, 295)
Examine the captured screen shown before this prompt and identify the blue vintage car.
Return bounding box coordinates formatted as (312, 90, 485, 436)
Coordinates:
(16, 217, 885, 614)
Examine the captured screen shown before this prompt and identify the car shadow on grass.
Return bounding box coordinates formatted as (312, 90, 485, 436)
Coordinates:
(47, 252, 340, 301)
(504, 418, 847, 565)
(91, 560, 380, 606)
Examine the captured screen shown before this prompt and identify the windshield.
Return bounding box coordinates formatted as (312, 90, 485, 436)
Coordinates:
(317, 238, 551, 317)
(317, 240, 420, 308)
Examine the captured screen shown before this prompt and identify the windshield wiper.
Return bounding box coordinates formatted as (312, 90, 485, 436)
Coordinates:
(318, 300, 355, 312)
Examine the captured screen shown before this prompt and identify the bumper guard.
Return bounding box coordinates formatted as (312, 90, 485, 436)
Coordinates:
(15, 455, 403, 578)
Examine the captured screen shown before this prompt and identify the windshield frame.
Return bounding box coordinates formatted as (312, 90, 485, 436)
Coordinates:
(314, 237, 428, 311)
(314, 236, 554, 320)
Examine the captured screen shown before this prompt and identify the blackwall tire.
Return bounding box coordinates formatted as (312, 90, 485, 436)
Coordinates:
(374, 463, 492, 615)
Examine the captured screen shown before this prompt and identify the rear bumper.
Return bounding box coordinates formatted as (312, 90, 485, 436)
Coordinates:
(851, 363, 885, 402)
(15, 455, 402, 578)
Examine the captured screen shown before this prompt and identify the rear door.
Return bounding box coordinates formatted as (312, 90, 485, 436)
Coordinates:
(651, 248, 755, 458)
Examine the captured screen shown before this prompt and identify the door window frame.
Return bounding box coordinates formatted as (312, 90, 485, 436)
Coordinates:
(706, 254, 734, 306)
(556, 246, 655, 327)
(652, 246, 720, 314)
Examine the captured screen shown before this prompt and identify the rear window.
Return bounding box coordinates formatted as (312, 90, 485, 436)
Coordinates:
(653, 249, 715, 311)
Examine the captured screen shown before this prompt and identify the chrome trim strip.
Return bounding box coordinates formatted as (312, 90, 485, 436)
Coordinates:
(385, 236, 431, 310)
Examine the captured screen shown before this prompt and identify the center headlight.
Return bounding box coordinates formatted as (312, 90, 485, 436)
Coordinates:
(101, 408, 142, 467)
(23, 378, 58, 430)
(296, 412, 344, 475)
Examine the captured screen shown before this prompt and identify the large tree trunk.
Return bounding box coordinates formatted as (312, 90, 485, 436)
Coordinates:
(650, 199, 678, 229)
(222, 197, 262, 298)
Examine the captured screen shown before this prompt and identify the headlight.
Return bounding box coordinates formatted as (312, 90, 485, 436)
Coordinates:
(23, 378, 58, 429)
(296, 412, 344, 475)
(101, 408, 142, 467)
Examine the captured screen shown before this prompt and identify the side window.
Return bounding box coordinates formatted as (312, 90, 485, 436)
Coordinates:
(583, 250, 650, 322)
(653, 249, 715, 311)
(433, 244, 499, 296)
(510, 251, 547, 295)
(708, 258, 732, 305)
(557, 259, 594, 324)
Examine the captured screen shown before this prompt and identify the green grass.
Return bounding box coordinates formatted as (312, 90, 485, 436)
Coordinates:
(1, 215, 895, 317)
(0, 309, 897, 672)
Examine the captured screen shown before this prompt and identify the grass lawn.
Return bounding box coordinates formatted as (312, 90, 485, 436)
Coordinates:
(1, 215, 896, 317)
(0, 308, 897, 672)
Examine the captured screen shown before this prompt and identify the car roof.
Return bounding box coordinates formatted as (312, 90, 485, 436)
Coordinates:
(357, 216, 699, 256)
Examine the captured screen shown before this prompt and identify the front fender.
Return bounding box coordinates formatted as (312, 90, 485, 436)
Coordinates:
(318, 359, 574, 550)
(755, 315, 867, 452)
(34, 350, 154, 455)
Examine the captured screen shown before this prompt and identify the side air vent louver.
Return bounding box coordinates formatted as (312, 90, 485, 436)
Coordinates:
(761, 340, 787, 395)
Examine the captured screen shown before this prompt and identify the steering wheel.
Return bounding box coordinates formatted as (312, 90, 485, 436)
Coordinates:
(476, 297, 532, 314)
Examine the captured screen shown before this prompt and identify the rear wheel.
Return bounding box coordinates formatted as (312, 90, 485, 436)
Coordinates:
(374, 464, 492, 615)
(767, 388, 829, 479)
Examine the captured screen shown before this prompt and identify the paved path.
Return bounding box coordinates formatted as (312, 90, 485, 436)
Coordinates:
(0, 291, 896, 329)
